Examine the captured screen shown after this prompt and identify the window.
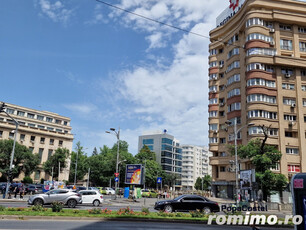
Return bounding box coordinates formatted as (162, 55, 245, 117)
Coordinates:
(248, 126, 263, 135)
(284, 115, 296, 121)
(246, 18, 264, 27)
(162, 138, 173, 145)
(286, 148, 299, 155)
(288, 165, 300, 173)
(220, 85, 226, 91)
(247, 94, 276, 104)
(227, 88, 240, 98)
(283, 98, 296, 105)
(16, 111, 24, 116)
(209, 61, 217, 68)
(227, 34, 239, 45)
(47, 127, 54, 131)
(246, 48, 276, 56)
(219, 60, 224, 67)
(34, 170, 40, 181)
(220, 166, 226, 172)
(210, 49, 217, 55)
(209, 111, 217, 117)
(220, 138, 226, 144)
(228, 102, 241, 112)
(18, 121, 25, 125)
(56, 129, 63, 132)
(219, 73, 224, 78)
(28, 123, 36, 128)
(227, 74, 240, 86)
(48, 149, 53, 159)
(220, 152, 227, 157)
(226, 61, 240, 73)
(247, 63, 274, 72)
(209, 124, 218, 131)
(37, 125, 45, 129)
(228, 132, 241, 141)
(40, 137, 45, 144)
(64, 121, 68, 126)
(281, 68, 293, 75)
(209, 98, 218, 105)
(20, 134, 25, 141)
(209, 86, 217, 93)
(209, 73, 217, 80)
(268, 129, 278, 136)
(6, 108, 14, 114)
(302, 85, 306, 91)
(46, 117, 53, 123)
(279, 24, 292, 31)
(299, 27, 306, 33)
(27, 113, 35, 119)
(280, 39, 293, 50)
(55, 119, 61, 124)
(38, 148, 44, 163)
(59, 140, 63, 146)
(50, 139, 54, 145)
(29, 147, 34, 153)
(219, 111, 225, 117)
(282, 83, 295, 90)
(30, 136, 35, 142)
(227, 117, 241, 125)
(303, 99, 306, 107)
(300, 41, 306, 52)
(271, 163, 280, 171)
(0, 131, 2, 138)
(9, 132, 14, 139)
(227, 48, 239, 59)
(246, 33, 273, 42)
(37, 115, 44, 121)
(247, 78, 276, 88)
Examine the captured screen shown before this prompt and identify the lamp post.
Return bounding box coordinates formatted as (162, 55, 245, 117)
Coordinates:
(226, 118, 254, 205)
(106, 127, 120, 199)
(0, 102, 19, 198)
(73, 149, 79, 187)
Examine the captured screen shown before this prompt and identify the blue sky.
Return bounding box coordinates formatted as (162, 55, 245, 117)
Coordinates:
(1, 0, 226, 155)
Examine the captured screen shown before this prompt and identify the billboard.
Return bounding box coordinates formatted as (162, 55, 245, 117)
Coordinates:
(240, 169, 255, 190)
(125, 164, 143, 185)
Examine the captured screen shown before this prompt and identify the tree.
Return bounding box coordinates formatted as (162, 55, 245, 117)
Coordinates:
(228, 125, 287, 200)
(69, 142, 88, 183)
(194, 175, 212, 191)
(135, 146, 165, 189)
(43, 148, 70, 180)
(0, 139, 39, 180)
(92, 147, 98, 156)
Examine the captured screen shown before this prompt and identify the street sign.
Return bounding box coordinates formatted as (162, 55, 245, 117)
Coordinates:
(114, 173, 119, 177)
(114, 177, 119, 182)
(157, 177, 162, 184)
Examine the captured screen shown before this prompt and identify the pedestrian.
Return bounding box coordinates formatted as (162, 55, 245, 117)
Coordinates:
(14, 186, 19, 199)
(19, 185, 24, 200)
(8, 185, 12, 199)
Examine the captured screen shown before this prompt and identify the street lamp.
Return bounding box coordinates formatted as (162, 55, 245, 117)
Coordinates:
(106, 127, 120, 199)
(0, 102, 19, 198)
(226, 118, 254, 205)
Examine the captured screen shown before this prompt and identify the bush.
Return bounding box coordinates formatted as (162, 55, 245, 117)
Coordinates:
(22, 176, 33, 184)
(141, 207, 150, 215)
(73, 209, 80, 214)
(88, 208, 101, 214)
(51, 202, 63, 212)
(31, 205, 47, 212)
(101, 208, 112, 214)
(190, 209, 204, 218)
(0, 205, 5, 211)
(117, 207, 134, 215)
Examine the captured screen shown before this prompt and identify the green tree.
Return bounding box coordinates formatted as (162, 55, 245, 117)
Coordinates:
(229, 126, 287, 200)
(135, 146, 165, 189)
(69, 142, 88, 183)
(43, 148, 70, 180)
(194, 175, 212, 190)
(92, 147, 98, 156)
(0, 139, 39, 180)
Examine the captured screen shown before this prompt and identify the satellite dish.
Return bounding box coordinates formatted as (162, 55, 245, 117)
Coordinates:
(163, 129, 167, 133)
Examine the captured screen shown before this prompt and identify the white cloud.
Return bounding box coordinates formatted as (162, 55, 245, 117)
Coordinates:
(85, 5, 108, 25)
(37, 0, 74, 25)
(64, 103, 97, 115)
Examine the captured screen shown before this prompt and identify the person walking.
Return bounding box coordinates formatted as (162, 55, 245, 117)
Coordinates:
(14, 186, 19, 199)
(19, 185, 24, 200)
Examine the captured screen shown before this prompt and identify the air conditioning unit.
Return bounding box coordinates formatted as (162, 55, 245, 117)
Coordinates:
(291, 103, 296, 108)
(220, 64, 224, 68)
(289, 121, 294, 126)
(270, 41, 275, 46)
(285, 73, 291, 78)
(213, 76, 218, 80)
(270, 28, 275, 33)
(220, 103, 224, 107)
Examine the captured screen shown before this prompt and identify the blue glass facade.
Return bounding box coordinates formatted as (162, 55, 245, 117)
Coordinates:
(162, 138, 173, 145)
(143, 139, 154, 145)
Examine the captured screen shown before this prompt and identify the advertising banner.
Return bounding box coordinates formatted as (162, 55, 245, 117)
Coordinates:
(125, 164, 143, 185)
(43, 181, 65, 192)
(240, 170, 253, 190)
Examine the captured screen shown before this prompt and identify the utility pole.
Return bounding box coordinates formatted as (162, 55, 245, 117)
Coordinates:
(58, 162, 61, 181)
(51, 167, 54, 181)
(87, 168, 90, 189)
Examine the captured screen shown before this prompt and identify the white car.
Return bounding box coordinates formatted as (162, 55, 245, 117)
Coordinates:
(105, 187, 115, 195)
(79, 190, 104, 207)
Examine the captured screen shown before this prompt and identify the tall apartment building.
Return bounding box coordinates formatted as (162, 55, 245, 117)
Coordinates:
(138, 130, 182, 190)
(181, 145, 212, 190)
(208, 0, 306, 198)
(0, 102, 74, 182)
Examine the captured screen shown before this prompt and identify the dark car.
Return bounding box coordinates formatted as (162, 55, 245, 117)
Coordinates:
(25, 185, 38, 195)
(154, 194, 220, 213)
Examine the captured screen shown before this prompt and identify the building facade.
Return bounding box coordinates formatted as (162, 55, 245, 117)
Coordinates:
(181, 145, 212, 190)
(208, 0, 306, 198)
(138, 130, 182, 190)
(0, 102, 74, 182)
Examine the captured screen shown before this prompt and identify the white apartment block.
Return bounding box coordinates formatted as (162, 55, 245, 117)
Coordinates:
(181, 145, 212, 190)
(0, 102, 74, 182)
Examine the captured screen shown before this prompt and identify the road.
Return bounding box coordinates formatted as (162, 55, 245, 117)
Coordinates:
(0, 220, 294, 230)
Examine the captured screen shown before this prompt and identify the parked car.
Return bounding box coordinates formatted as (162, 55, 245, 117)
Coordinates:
(25, 185, 38, 195)
(99, 187, 115, 195)
(88, 187, 99, 191)
(116, 187, 124, 195)
(154, 194, 220, 213)
(27, 189, 82, 208)
(76, 186, 86, 192)
(141, 189, 158, 198)
(79, 190, 103, 206)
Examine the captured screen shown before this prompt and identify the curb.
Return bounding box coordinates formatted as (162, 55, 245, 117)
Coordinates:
(0, 215, 294, 228)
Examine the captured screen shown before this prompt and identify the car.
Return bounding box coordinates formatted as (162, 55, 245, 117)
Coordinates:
(154, 194, 220, 213)
(88, 187, 99, 191)
(116, 187, 124, 195)
(79, 190, 103, 207)
(141, 189, 158, 198)
(25, 185, 38, 195)
(76, 186, 87, 192)
(99, 187, 115, 195)
(27, 189, 82, 208)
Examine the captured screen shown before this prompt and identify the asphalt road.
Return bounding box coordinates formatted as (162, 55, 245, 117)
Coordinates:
(0, 220, 294, 230)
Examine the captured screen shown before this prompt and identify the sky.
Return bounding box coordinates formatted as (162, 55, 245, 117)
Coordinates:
(0, 0, 227, 155)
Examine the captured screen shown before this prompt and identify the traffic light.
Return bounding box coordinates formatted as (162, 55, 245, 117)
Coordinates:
(7, 170, 12, 180)
(0, 102, 5, 112)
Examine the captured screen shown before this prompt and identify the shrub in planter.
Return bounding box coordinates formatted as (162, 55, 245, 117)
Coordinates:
(117, 207, 134, 216)
(0, 205, 5, 211)
(190, 209, 204, 218)
(31, 205, 47, 212)
(141, 207, 150, 215)
(101, 208, 112, 214)
(88, 208, 101, 214)
(51, 201, 64, 212)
